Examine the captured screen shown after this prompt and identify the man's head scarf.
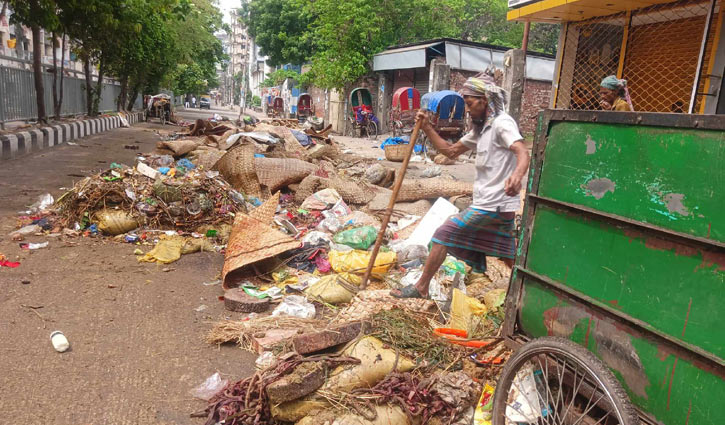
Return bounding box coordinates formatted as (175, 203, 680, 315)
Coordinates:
(601, 75, 634, 110)
(459, 72, 508, 125)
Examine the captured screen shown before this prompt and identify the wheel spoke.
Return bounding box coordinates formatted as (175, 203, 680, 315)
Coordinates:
(535, 357, 554, 425)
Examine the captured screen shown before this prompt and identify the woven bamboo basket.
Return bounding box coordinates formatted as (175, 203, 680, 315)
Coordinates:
(384, 144, 409, 162)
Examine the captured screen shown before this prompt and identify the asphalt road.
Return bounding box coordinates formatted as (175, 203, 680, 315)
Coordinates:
(0, 120, 256, 425)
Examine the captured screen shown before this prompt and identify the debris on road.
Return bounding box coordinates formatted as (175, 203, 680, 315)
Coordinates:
(2, 115, 510, 425)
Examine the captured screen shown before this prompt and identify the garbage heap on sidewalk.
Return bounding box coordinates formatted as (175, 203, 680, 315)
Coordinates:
(9, 116, 511, 424)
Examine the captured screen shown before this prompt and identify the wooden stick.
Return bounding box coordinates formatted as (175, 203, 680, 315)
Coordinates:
(360, 117, 425, 289)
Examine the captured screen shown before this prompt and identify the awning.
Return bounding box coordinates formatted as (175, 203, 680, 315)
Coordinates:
(373, 42, 443, 71)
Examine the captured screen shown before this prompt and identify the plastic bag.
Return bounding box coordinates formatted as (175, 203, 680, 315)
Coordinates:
(94, 209, 139, 235)
(272, 295, 316, 319)
(448, 288, 488, 333)
(27, 193, 54, 213)
(322, 199, 352, 219)
(255, 351, 278, 370)
(305, 274, 357, 304)
(473, 384, 495, 425)
(506, 364, 543, 422)
(442, 256, 467, 276)
(316, 216, 342, 233)
(323, 336, 415, 393)
(300, 188, 342, 210)
(302, 231, 332, 246)
(190, 372, 228, 401)
(328, 250, 396, 278)
(332, 226, 377, 250)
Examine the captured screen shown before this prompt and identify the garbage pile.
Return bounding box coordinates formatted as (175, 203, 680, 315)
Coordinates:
(6, 116, 510, 424)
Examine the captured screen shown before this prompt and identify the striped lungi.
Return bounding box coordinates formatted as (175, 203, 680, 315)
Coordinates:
(431, 207, 516, 272)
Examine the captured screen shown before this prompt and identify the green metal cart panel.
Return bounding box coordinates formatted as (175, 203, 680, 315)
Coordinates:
(506, 111, 725, 425)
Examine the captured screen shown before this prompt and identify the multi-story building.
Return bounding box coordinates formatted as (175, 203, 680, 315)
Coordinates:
(226, 8, 249, 106)
(0, 6, 102, 79)
(247, 39, 271, 99)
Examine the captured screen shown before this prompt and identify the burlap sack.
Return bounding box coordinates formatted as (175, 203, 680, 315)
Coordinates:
(158, 139, 201, 157)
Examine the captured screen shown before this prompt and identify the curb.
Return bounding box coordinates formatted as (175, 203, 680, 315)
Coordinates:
(0, 112, 144, 161)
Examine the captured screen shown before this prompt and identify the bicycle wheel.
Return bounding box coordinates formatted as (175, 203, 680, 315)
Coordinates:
(367, 120, 378, 140)
(492, 337, 639, 425)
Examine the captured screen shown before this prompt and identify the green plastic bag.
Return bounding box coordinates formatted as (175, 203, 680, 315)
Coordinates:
(332, 226, 377, 250)
(442, 256, 466, 276)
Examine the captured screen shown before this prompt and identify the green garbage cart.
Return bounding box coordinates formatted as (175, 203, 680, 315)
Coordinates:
(492, 110, 724, 425)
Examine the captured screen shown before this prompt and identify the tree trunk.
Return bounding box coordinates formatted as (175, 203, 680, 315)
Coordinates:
(92, 56, 105, 116)
(127, 81, 142, 111)
(57, 34, 66, 120)
(117, 74, 128, 112)
(84, 57, 93, 116)
(31, 25, 47, 123)
(51, 32, 58, 120)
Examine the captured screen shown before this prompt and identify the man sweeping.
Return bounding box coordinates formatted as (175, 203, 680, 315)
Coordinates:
(392, 73, 529, 299)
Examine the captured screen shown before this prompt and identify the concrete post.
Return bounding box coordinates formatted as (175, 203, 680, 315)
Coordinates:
(377, 72, 390, 132)
(429, 58, 451, 92)
(503, 49, 526, 122)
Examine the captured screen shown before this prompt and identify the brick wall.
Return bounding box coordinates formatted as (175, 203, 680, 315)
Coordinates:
(520, 79, 552, 137)
(450, 70, 551, 137)
(307, 86, 326, 119)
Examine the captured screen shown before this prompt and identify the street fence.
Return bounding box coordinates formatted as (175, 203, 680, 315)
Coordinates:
(0, 65, 142, 126)
(554, 0, 720, 114)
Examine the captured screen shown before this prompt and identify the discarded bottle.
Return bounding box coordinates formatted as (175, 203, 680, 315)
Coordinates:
(50, 331, 70, 352)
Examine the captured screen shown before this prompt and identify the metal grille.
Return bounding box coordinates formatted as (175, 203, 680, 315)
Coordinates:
(555, 0, 722, 113)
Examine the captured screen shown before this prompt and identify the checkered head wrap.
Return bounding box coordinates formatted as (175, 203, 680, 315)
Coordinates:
(459, 72, 508, 123)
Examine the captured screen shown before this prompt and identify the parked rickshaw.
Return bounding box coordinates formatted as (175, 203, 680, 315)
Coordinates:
(389, 87, 421, 137)
(492, 110, 724, 425)
(297, 93, 313, 121)
(420, 90, 465, 140)
(144, 93, 173, 125)
(348, 87, 378, 139)
(272, 97, 285, 118)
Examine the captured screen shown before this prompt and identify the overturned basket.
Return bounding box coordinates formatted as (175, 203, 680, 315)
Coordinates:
(384, 144, 409, 162)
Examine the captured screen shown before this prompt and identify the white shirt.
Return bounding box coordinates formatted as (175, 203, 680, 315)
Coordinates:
(459, 113, 523, 212)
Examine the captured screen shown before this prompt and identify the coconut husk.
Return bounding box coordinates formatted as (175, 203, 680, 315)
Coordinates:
(221, 212, 300, 290)
(213, 143, 262, 198)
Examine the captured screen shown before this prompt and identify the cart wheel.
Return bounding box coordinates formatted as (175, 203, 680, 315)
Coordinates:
(492, 337, 639, 425)
(367, 121, 378, 140)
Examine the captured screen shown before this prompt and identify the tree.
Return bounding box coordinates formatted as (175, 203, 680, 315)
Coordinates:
(243, 0, 315, 67)
(8, 0, 58, 123)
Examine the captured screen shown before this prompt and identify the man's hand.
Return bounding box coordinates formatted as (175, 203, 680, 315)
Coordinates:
(416, 110, 432, 132)
(600, 100, 612, 110)
(504, 173, 524, 196)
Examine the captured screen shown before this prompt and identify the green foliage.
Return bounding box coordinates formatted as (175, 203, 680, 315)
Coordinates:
(242, 0, 315, 67)
(261, 69, 299, 87)
(252, 95, 262, 107)
(244, 0, 558, 90)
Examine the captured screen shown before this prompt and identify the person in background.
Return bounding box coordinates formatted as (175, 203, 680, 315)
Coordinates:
(192, 96, 197, 109)
(599, 76, 634, 111)
(184, 96, 190, 109)
(391, 73, 529, 299)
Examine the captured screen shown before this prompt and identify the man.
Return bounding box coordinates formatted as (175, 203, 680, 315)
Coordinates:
(192, 95, 197, 109)
(393, 73, 529, 299)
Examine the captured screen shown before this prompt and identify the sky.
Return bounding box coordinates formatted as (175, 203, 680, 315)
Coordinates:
(215, 0, 242, 25)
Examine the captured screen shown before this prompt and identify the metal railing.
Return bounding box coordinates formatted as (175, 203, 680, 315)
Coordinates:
(0, 65, 142, 125)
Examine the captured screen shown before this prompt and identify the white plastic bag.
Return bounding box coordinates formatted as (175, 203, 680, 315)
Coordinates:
(505, 364, 543, 422)
(272, 295, 316, 319)
(190, 372, 228, 401)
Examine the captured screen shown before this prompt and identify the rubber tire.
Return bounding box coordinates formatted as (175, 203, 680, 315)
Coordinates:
(492, 337, 639, 425)
(367, 120, 378, 140)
